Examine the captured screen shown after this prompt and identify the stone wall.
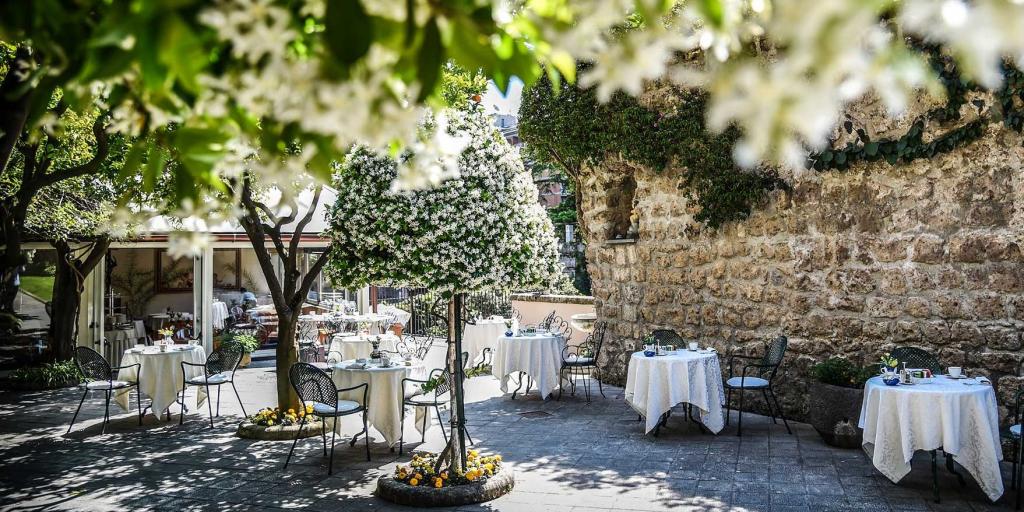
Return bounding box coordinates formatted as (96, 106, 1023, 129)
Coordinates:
(582, 121, 1024, 425)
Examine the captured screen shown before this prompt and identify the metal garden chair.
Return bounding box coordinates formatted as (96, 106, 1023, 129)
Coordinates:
(724, 335, 791, 437)
(69, 346, 142, 434)
(538, 310, 557, 330)
(179, 345, 246, 428)
(284, 362, 370, 475)
(399, 368, 474, 455)
(558, 321, 606, 402)
(889, 346, 942, 374)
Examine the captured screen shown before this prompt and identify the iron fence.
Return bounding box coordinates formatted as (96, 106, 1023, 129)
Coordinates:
(377, 287, 513, 337)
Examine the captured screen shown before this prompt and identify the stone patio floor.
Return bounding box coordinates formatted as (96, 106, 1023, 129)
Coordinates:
(0, 360, 1019, 512)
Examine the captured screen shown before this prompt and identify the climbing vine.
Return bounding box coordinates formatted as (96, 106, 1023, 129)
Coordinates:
(519, 69, 785, 230)
(810, 50, 1024, 172)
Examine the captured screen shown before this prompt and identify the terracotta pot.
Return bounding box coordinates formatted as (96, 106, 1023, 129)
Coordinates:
(240, 353, 252, 368)
(807, 381, 864, 448)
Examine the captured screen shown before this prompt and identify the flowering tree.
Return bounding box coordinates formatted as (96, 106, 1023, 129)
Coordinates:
(325, 107, 560, 472)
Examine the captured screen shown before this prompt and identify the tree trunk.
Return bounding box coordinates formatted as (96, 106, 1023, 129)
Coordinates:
(0, 201, 25, 315)
(275, 311, 301, 411)
(438, 295, 468, 473)
(49, 239, 109, 361)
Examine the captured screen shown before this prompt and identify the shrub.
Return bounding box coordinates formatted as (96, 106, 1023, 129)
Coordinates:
(221, 332, 259, 354)
(810, 357, 874, 389)
(8, 359, 81, 389)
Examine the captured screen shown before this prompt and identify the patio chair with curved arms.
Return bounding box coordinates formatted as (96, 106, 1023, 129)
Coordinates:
(538, 310, 557, 330)
(724, 335, 791, 437)
(69, 346, 142, 434)
(179, 344, 247, 428)
(889, 346, 942, 374)
(284, 362, 370, 475)
(399, 368, 475, 455)
(558, 321, 606, 402)
(651, 329, 685, 347)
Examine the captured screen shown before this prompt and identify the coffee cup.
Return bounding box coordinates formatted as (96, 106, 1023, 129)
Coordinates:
(948, 366, 962, 378)
(688, 342, 699, 351)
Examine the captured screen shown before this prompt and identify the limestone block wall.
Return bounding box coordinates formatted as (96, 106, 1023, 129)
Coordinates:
(582, 124, 1024, 424)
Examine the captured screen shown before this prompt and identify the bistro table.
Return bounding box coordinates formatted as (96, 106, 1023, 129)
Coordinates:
(493, 332, 566, 400)
(462, 317, 517, 364)
(625, 349, 726, 434)
(115, 345, 207, 420)
(859, 375, 1003, 502)
(327, 334, 401, 362)
(330, 360, 428, 447)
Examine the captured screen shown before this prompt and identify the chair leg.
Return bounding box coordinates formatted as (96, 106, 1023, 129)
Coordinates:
(1016, 437, 1022, 510)
(102, 390, 111, 434)
(329, 414, 339, 475)
(399, 403, 405, 455)
(216, 386, 222, 417)
(736, 389, 744, 437)
(230, 381, 247, 418)
(284, 415, 307, 470)
(205, 383, 214, 429)
(931, 450, 940, 503)
(422, 406, 428, 443)
(768, 387, 791, 434)
(944, 453, 966, 487)
(583, 368, 591, 403)
(726, 388, 732, 426)
(320, 417, 328, 456)
(136, 386, 143, 426)
(180, 372, 187, 425)
(68, 388, 89, 434)
(596, 367, 606, 398)
(558, 367, 565, 400)
(436, 405, 448, 444)
(363, 411, 371, 462)
(761, 389, 778, 424)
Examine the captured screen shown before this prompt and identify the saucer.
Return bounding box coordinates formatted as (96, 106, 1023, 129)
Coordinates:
(944, 374, 968, 379)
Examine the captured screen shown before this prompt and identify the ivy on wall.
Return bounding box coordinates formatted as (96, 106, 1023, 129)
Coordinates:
(519, 70, 785, 229)
(810, 51, 1024, 172)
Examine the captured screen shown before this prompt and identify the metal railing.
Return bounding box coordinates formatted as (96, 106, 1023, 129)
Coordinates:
(377, 287, 513, 337)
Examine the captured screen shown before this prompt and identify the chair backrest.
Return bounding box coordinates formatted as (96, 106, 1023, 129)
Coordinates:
(890, 346, 941, 374)
(589, 321, 607, 359)
(1015, 388, 1023, 428)
(74, 346, 110, 382)
(538, 310, 557, 330)
(207, 344, 244, 375)
(651, 329, 685, 347)
(552, 316, 572, 343)
(289, 362, 338, 409)
(760, 335, 788, 379)
(297, 321, 318, 343)
(434, 369, 454, 397)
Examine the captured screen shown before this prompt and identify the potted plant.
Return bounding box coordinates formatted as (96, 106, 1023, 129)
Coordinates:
(807, 357, 874, 448)
(221, 332, 259, 367)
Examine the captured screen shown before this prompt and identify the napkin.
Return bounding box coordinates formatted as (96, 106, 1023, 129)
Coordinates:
(976, 376, 991, 385)
(346, 362, 367, 370)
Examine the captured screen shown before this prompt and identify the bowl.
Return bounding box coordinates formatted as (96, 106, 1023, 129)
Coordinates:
(643, 350, 656, 357)
(882, 374, 900, 386)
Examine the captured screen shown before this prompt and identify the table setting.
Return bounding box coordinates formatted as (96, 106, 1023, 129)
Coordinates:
(329, 355, 428, 447)
(493, 327, 567, 400)
(328, 333, 401, 362)
(624, 340, 725, 434)
(859, 362, 1003, 502)
(462, 315, 518, 364)
(115, 341, 208, 420)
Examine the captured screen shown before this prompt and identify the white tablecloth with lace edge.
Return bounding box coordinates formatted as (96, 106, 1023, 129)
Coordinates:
(116, 346, 208, 420)
(493, 333, 566, 400)
(858, 375, 1003, 501)
(624, 350, 726, 434)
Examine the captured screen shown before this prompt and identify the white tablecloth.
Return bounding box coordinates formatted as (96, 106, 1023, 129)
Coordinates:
(463, 318, 517, 364)
(211, 302, 229, 330)
(331, 361, 427, 447)
(116, 346, 208, 420)
(493, 334, 566, 399)
(327, 334, 400, 362)
(624, 350, 726, 434)
(858, 375, 1003, 501)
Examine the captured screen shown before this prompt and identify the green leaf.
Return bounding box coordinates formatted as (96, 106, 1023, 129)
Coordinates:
(416, 17, 443, 102)
(325, 0, 373, 66)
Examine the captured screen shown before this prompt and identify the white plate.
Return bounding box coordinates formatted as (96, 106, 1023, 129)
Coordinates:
(944, 374, 968, 379)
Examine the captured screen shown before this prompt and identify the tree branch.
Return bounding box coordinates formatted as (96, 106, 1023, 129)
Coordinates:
(36, 115, 109, 190)
(0, 45, 35, 175)
(292, 246, 332, 310)
(288, 185, 322, 263)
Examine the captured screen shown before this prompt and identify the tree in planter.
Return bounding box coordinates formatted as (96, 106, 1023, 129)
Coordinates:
(325, 107, 561, 473)
(233, 178, 333, 411)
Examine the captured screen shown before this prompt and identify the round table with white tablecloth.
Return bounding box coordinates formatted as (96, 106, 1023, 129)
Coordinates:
(327, 334, 401, 362)
(493, 333, 566, 399)
(115, 345, 208, 420)
(330, 360, 428, 447)
(462, 317, 517, 364)
(624, 350, 726, 434)
(858, 375, 1004, 502)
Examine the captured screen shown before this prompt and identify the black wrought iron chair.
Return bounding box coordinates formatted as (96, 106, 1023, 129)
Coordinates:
(724, 335, 791, 437)
(651, 329, 685, 348)
(889, 346, 942, 374)
(551, 316, 572, 343)
(1004, 387, 1022, 510)
(399, 368, 474, 454)
(538, 310, 557, 330)
(284, 362, 370, 475)
(69, 346, 142, 434)
(558, 321, 606, 402)
(179, 345, 246, 428)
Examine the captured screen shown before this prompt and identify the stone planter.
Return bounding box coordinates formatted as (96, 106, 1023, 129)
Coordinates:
(376, 468, 515, 507)
(807, 382, 864, 448)
(236, 420, 324, 441)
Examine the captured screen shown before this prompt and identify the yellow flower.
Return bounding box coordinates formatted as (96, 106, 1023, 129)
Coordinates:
(434, 478, 443, 488)
(495, 455, 502, 461)
(409, 478, 419, 486)
(485, 463, 494, 471)
(441, 472, 448, 480)
(413, 473, 422, 480)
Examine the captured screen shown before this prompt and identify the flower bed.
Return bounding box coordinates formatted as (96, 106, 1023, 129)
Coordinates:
(376, 451, 515, 506)
(236, 405, 324, 441)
